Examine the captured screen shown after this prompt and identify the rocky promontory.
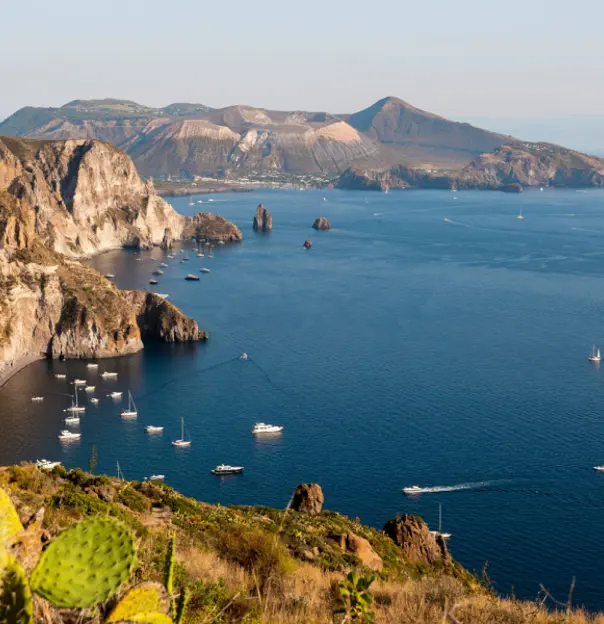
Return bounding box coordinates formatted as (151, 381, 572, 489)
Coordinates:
(312, 217, 331, 230)
(253, 204, 272, 231)
(183, 212, 243, 242)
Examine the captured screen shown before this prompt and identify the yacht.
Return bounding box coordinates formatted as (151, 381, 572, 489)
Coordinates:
(104, 274, 115, 279)
(516, 208, 524, 220)
(160, 262, 169, 268)
(594, 465, 604, 471)
(64, 415, 80, 425)
(120, 391, 137, 418)
(588, 345, 601, 362)
(101, 371, 118, 379)
(152, 270, 164, 276)
(55, 374, 67, 380)
(149, 279, 159, 285)
(199, 268, 211, 273)
(429, 503, 451, 539)
(108, 391, 123, 399)
(252, 423, 283, 434)
(87, 363, 99, 369)
(73, 379, 86, 385)
(240, 353, 248, 360)
(149, 474, 165, 481)
(172, 418, 191, 447)
(65, 387, 86, 413)
(58, 430, 81, 441)
(197, 252, 205, 258)
(145, 425, 164, 433)
(90, 397, 99, 405)
(211, 465, 244, 475)
(403, 485, 423, 495)
(185, 274, 200, 281)
(31, 396, 44, 402)
(36, 459, 62, 470)
(85, 385, 95, 392)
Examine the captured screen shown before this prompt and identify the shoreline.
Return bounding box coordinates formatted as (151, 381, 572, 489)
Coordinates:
(0, 355, 43, 389)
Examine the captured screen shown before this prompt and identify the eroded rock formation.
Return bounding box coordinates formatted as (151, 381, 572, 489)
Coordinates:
(253, 204, 272, 232)
(312, 217, 331, 230)
(291, 483, 324, 515)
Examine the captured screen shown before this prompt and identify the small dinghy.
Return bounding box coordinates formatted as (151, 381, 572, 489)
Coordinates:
(31, 396, 44, 402)
(199, 268, 211, 273)
(185, 274, 200, 281)
(85, 386, 95, 392)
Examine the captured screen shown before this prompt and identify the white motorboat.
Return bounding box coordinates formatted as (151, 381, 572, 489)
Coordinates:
(185, 274, 200, 281)
(402, 485, 423, 495)
(85, 386, 95, 392)
(167, 254, 175, 259)
(153, 270, 164, 276)
(217, 240, 225, 245)
(145, 425, 164, 433)
(196, 252, 204, 257)
(108, 391, 123, 399)
(149, 474, 165, 481)
(172, 418, 191, 447)
(36, 459, 62, 470)
(104, 274, 115, 279)
(160, 262, 169, 268)
(155, 293, 169, 299)
(197, 200, 203, 204)
(55, 374, 67, 379)
(240, 353, 248, 360)
(31, 396, 44, 402)
(120, 391, 137, 418)
(588, 345, 601, 363)
(430, 503, 452, 539)
(101, 371, 118, 379)
(188, 200, 195, 206)
(211, 464, 244, 475)
(64, 415, 80, 425)
(90, 397, 99, 405)
(87, 363, 99, 369)
(199, 268, 211, 273)
(593, 466, 604, 471)
(58, 430, 81, 441)
(73, 379, 86, 385)
(252, 422, 283, 434)
(65, 387, 85, 413)
(149, 279, 159, 285)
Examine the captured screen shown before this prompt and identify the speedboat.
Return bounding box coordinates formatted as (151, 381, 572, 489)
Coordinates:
(149, 474, 165, 481)
(64, 415, 80, 425)
(58, 430, 81, 441)
(120, 390, 137, 418)
(211, 465, 244, 475)
(199, 268, 211, 273)
(252, 423, 283, 434)
(402, 485, 423, 495)
(55, 374, 67, 380)
(185, 274, 200, 281)
(145, 425, 164, 433)
(108, 391, 123, 399)
(588, 345, 601, 363)
(149, 279, 159, 285)
(197, 252, 205, 257)
(593, 466, 604, 471)
(87, 363, 99, 369)
(36, 459, 62, 470)
(90, 397, 99, 405)
(240, 353, 248, 360)
(73, 379, 86, 385)
(101, 371, 118, 379)
(31, 396, 44, 402)
(85, 386, 95, 392)
(104, 274, 115, 279)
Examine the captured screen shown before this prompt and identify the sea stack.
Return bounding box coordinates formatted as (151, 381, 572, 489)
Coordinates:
(312, 217, 331, 230)
(253, 204, 272, 231)
(303, 239, 312, 249)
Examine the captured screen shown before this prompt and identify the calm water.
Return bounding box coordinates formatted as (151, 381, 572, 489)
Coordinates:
(3, 188, 604, 607)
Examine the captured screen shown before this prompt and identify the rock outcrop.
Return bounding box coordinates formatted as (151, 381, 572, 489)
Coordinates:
(303, 239, 312, 249)
(183, 212, 243, 242)
(312, 217, 331, 230)
(253, 204, 272, 232)
(341, 532, 383, 571)
(383, 515, 451, 569)
(291, 483, 324, 515)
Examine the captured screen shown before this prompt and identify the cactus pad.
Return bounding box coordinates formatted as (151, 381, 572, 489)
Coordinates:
(0, 487, 23, 545)
(106, 581, 171, 622)
(0, 554, 33, 624)
(112, 614, 173, 624)
(29, 516, 135, 608)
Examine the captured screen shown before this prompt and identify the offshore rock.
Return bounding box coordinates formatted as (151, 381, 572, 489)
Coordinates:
(303, 239, 312, 249)
(312, 217, 331, 230)
(291, 483, 324, 516)
(253, 204, 272, 232)
(183, 212, 243, 242)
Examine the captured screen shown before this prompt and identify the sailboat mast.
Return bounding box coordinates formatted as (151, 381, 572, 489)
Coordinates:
(181, 418, 184, 440)
(438, 503, 442, 534)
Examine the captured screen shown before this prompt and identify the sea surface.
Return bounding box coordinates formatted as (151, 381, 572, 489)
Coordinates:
(2, 188, 604, 608)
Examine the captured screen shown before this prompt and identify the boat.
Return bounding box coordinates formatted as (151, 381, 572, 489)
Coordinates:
(85, 386, 95, 392)
(430, 503, 451, 539)
(197, 252, 205, 257)
(199, 268, 211, 273)
(145, 425, 164, 433)
(87, 363, 99, 369)
(240, 352, 248, 360)
(252, 422, 283, 434)
(152, 270, 164, 276)
(211, 465, 244, 475)
(185, 274, 200, 281)
(167, 254, 175, 259)
(217, 240, 225, 245)
(207, 249, 214, 259)
(594, 466, 604, 471)
(149, 474, 165, 481)
(73, 379, 86, 385)
(58, 430, 81, 441)
(208, 198, 214, 202)
(36, 459, 62, 470)
(120, 391, 138, 418)
(160, 262, 169, 268)
(104, 274, 115, 279)
(101, 371, 118, 379)
(172, 418, 191, 447)
(55, 374, 67, 380)
(64, 415, 80, 425)
(65, 387, 86, 413)
(90, 397, 99, 405)
(31, 396, 44, 402)
(188, 200, 195, 206)
(516, 208, 524, 220)
(402, 485, 423, 495)
(149, 279, 159, 285)
(108, 391, 123, 399)
(154, 293, 169, 299)
(588, 345, 601, 363)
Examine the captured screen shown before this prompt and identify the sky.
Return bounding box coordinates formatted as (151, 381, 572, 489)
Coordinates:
(1, 0, 604, 127)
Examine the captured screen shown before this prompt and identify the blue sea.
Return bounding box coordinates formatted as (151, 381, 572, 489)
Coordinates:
(2, 188, 604, 608)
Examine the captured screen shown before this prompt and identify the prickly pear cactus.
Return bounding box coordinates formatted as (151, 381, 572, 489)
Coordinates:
(123, 613, 173, 624)
(29, 516, 135, 608)
(0, 487, 23, 544)
(106, 581, 170, 622)
(0, 554, 33, 624)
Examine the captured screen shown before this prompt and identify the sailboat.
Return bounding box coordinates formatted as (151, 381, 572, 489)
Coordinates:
(516, 208, 524, 220)
(588, 344, 601, 363)
(120, 391, 138, 418)
(207, 246, 214, 259)
(65, 387, 86, 413)
(430, 503, 451, 539)
(172, 418, 191, 447)
(116, 461, 125, 481)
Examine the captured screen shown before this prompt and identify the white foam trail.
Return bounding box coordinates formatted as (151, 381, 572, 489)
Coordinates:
(443, 218, 471, 228)
(373, 212, 383, 216)
(405, 480, 497, 494)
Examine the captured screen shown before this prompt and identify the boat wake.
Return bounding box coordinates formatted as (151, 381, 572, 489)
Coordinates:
(406, 480, 499, 494)
(443, 218, 471, 228)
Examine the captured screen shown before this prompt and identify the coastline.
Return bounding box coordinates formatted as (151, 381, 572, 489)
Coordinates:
(0, 355, 43, 389)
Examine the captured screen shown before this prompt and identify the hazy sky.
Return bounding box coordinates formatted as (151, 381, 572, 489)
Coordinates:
(2, 0, 604, 122)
